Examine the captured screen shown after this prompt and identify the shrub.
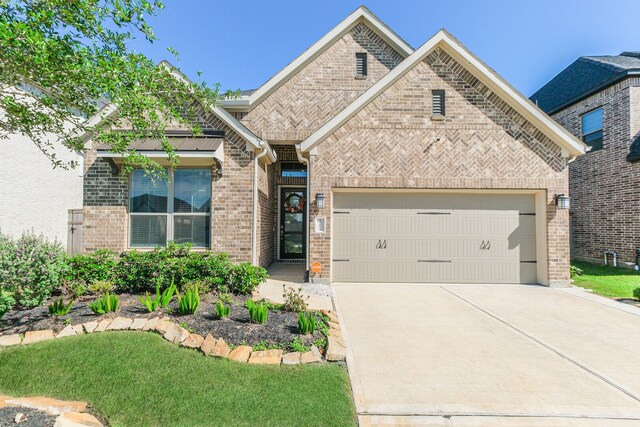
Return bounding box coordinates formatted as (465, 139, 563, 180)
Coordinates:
(0, 290, 15, 320)
(282, 285, 309, 312)
(88, 280, 115, 296)
(289, 337, 311, 353)
(139, 278, 175, 312)
(633, 287, 640, 300)
(65, 249, 116, 285)
(89, 292, 119, 315)
(216, 300, 230, 319)
(298, 311, 316, 335)
(176, 284, 200, 315)
(48, 297, 73, 317)
(570, 265, 583, 278)
(230, 263, 268, 295)
(246, 299, 268, 324)
(60, 279, 87, 300)
(0, 231, 67, 307)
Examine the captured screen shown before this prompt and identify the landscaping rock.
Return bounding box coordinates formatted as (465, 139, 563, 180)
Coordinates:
(154, 317, 173, 334)
(327, 321, 340, 330)
(5, 397, 87, 415)
(329, 327, 343, 339)
(181, 333, 204, 349)
(164, 324, 190, 344)
(54, 411, 103, 427)
(72, 324, 84, 335)
(321, 310, 339, 324)
(300, 346, 323, 364)
(0, 334, 21, 347)
(210, 338, 230, 357)
(325, 336, 346, 362)
(248, 349, 282, 365)
(226, 345, 252, 363)
(142, 317, 160, 331)
(282, 352, 301, 365)
(106, 317, 133, 331)
(22, 330, 55, 345)
(55, 325, 77, 339)
(129, 318, 147, 330)
(93, 319, 112, 333)
(199, 334, 217, 355)
(82, 321, 99, 334)
(15, 412, 25, 423)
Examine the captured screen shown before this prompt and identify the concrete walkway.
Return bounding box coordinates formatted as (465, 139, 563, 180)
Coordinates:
(332, 284, 640, 426)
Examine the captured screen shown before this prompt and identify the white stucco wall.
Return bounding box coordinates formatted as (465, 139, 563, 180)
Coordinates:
(0, 131, 83, 246)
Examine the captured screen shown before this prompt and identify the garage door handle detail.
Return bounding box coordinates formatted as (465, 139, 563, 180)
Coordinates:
(376, 240, 387, 249)
(332, 259, 350, 262)
(418, 260, 452, 263)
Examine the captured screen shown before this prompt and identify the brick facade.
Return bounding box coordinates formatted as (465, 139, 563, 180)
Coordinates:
(308, 48, 570, 284)
(552, 77, 640, 266)
(240, 23, 404, 143)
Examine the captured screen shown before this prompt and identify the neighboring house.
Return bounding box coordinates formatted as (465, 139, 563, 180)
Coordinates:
(531, 52, 640, 268)
(1, 85, 83, 249)
(82, 6, 585, 286)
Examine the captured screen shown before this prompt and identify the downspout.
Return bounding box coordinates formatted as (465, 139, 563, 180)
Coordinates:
(252, 141, 269, 266)
(296, 145, 310, 271)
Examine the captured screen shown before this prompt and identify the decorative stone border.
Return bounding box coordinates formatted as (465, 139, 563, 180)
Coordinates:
(0, 310, 347, 365)
(0, 394, 103, 426)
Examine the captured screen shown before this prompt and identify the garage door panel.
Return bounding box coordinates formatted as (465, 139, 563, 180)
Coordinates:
(332, 193, 538, 284)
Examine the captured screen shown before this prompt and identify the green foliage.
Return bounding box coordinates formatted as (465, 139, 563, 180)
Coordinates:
(60, 279, 87, 300)
(246, 299, 269, 324)
(175, 284, 200, 315)
(251, 340, 283, 351)
(88, 280, 115, 296)
(288, 337, 311, 353)
(89, 292, 119, 315)
(218, 292, 232, 305)
(48, 297, 73, 317)
(570, 265, 584, 278)
(633, 287, 640, 300)
(312, 337, 328, 349)
(1, 0, 223, 173)
(138, 278, 175, 312)
(0, 231, 67, 307)
(298, 311, 317, 335)
(282, 285, 309, 312)
(0, 290, 15, 320)
(113, 244, 233, 293)
(216, 301, 230, 319)
(65, 250, 116, 286)
(230, 263, 269, 295)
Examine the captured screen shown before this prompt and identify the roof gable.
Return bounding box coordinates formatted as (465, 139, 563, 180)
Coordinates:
(222, 6, 413, 110)
(299, 30, 586, 157)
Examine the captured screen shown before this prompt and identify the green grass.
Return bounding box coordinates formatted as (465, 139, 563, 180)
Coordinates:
(0, 332, 356, 427)
(572, 261, 640, 298)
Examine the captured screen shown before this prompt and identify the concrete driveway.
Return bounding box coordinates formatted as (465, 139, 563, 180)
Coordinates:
(332, 284, 640, 426)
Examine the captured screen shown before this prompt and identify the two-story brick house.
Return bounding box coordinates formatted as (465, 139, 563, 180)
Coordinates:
(531, 53, 640, 268)
(82, 6, 586, 286)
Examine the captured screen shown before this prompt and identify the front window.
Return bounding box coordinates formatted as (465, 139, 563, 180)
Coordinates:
(281, 162, 307, 178)
(129, 168, 211, 248)
(581, 108, 603, 152)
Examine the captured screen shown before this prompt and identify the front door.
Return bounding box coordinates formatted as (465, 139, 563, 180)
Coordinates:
(280, 187, 306, 259)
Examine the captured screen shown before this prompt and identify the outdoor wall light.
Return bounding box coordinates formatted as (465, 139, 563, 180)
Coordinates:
(555, 194, 571, 210)
(316, 193, 326, 209)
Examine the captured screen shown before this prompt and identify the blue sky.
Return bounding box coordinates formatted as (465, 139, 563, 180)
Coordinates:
(129, 0, 640, 97)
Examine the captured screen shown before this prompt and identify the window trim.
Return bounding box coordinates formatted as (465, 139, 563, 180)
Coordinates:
(128, 167, 211, 249)
(580, 107, 604, 152)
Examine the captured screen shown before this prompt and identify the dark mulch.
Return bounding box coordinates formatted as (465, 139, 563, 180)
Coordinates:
(0, 407, 56, 427)
(617, 298, 640, 308)
(0, 293, 325, 348)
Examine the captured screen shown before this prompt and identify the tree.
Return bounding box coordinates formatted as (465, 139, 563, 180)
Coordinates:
(0, 0, 224, 175)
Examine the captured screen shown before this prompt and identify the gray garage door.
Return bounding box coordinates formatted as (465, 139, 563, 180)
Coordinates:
(332, 193, 537, 284)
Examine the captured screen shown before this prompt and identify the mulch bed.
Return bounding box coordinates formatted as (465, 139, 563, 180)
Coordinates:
(0, 407, 56, 427)
(617, 298, 640, 308)
(0, 293, 325, 348)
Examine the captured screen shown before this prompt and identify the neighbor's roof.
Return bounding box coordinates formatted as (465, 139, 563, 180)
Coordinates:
(298, 29, 586, 157)
(220, 6, 413, 110)
(530, 52, 640, 115)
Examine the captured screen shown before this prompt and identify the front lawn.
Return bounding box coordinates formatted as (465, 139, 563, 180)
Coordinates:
(572, 261, 640, 298)
(0, 332, 356, 427)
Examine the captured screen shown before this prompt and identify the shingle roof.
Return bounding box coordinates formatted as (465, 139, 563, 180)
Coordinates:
(530, 52, 640, 114)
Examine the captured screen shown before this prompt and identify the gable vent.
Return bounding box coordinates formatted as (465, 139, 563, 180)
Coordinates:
(432, 89, 445, 117)
(356, 52, 368, 78)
